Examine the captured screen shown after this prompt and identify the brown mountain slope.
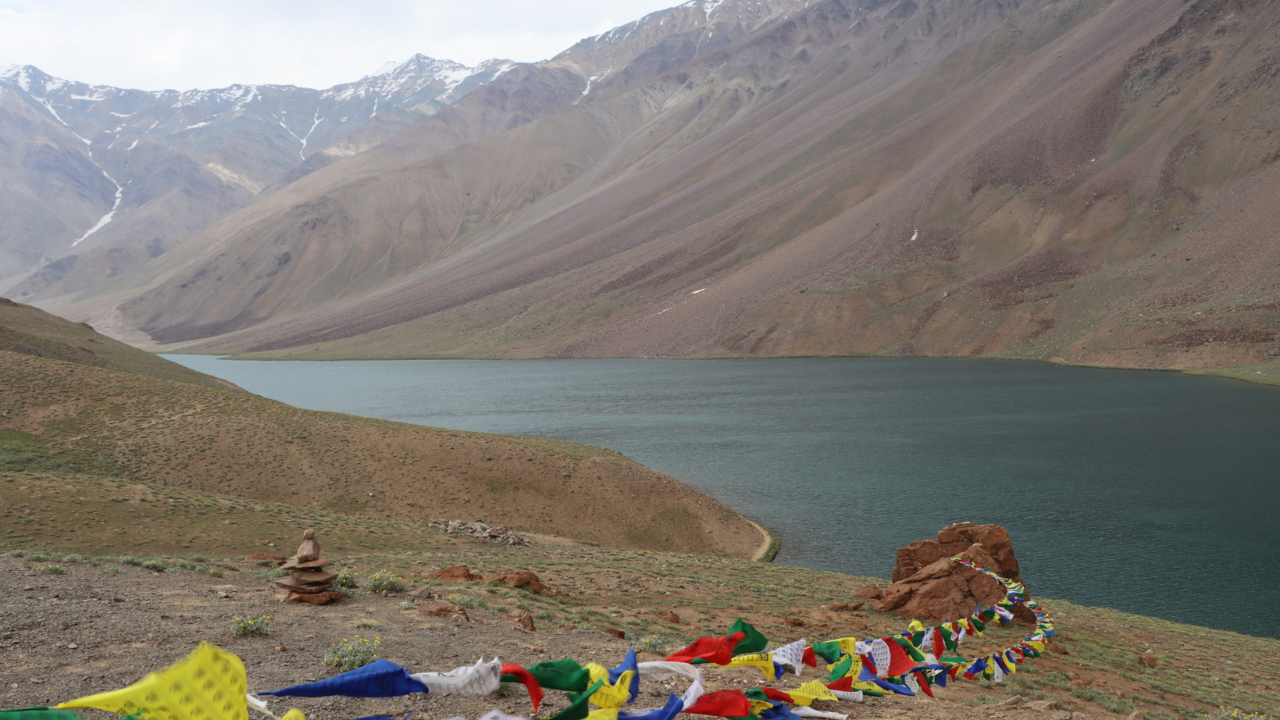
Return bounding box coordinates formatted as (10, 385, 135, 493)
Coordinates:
(0, 296, 241, 390)
(0, 350, 765, 557)
(74, 0, 1280, 376)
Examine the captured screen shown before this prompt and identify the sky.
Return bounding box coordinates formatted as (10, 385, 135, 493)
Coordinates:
(0, 0, 686, 91)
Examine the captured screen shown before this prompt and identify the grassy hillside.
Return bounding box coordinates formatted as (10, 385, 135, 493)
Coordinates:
(0, 297, 241, 391)
(0, 349, 764, 557)
(3, 470, 1277, 719)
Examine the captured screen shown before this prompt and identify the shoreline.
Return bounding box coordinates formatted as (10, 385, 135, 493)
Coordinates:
(745, 518, 779, 562)
(161, 349, 1280, 390)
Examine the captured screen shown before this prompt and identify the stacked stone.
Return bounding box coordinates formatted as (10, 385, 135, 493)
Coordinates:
(274, 529, 340, 605)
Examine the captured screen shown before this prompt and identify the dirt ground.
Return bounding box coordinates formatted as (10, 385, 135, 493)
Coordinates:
(3, 548, 1276, 720)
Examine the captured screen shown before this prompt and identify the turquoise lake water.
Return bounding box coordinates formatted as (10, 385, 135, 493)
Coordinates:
(166, 355, 1280, 638)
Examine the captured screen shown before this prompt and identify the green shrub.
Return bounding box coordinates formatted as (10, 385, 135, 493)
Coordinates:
(967, 694, 999, 707)
(364, 570, 406, 593)
(325, 636, 380, 671)
(141, 559, 168, 572)
(228, 615, 271, 637)
(36, 563, 65, 575)
(205, 567, 224, 578)
(118, 555, 143, 566)
(61, 554, 86, 563)
(334, 567, 358, 588)
(164, 566, 183, 574)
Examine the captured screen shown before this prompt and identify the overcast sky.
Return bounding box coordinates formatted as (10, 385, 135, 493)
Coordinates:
(0, 0, 684, 90)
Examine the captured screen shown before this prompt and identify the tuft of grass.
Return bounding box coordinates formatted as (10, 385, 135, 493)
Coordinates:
(228, 614, 271, 637)
(364, 569, 406, 593)
(334, 567, 358, 588)
(325, 636, 380, 671)
(36, 563, 65, 575)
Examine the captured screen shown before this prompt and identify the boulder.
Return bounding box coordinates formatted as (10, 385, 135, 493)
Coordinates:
(419, 604, 454, 617)
(829, 602, 865, 612)
(875, 523, 1033, 624)
(427, 565, 483, 582)
(1138, 652, 1158, 668)
(892, 522, 1020, 582)
(482, 570, 548, 594)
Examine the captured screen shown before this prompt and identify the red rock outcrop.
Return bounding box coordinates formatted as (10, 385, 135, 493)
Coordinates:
(483, 570, 548, 594)
(891, 522, 1020, 582)
(873, 523, 1033, 624)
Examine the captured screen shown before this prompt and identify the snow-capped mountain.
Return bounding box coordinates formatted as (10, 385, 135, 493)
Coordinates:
(0, 55, 513, 288)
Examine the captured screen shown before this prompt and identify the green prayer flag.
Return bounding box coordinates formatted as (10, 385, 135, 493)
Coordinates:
(526, 658, 592, 692)
(728, 619, 768, 655)
(810, 641, 842, 664)
(827, 653, 853, 682)
(550, 679, 605, 720)
(0, 711, 92, 720)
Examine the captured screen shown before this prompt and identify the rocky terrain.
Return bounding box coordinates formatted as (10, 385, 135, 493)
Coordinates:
(2, 517, 1277, 720)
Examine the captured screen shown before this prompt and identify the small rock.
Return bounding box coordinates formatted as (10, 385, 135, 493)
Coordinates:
(1050, 713, 1073, 720)
(482, 570, 548, 594)
(784, 618, 807, 628)
(855, 586, 884, 600)
(1071, 714, 1088, 720)
(515, 609, 536, 632)
(829, 602, 865, 612)
(604, 628, 625, 640)
(419, 605, 454, 617)
(276, 645, 287, 652)
(530, 647, 545, 653)
(1027, 700, 1064, 712)
(287, 590, 340, 605)
(1138, 652, 1158, 668)
(453, 607, 471, 622)
(655, 610, 681, 624)
(22, 586, 34, 591)
(427, 565, 483, 582)
(67, 642, 79, 649)
(215, 592, 230, 599)
(999, 696, 1025, 707)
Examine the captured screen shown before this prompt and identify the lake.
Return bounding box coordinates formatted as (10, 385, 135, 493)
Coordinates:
(165, 355, 1280, 638)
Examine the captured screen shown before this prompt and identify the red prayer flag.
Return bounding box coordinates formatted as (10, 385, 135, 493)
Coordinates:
(887, 640, 917, 676)
(761, 688, 794, 704)
(681, 689, 752, 717)
(666, 632, 747, 665)
(501, 663, 544, 715)
(801, 647, 818, 668)
(826, 677, 853, 692)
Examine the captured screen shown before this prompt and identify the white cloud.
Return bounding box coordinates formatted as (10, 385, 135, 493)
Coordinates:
(0, 0, 682, 90)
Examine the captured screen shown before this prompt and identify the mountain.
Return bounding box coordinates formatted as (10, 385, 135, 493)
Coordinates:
(0, 55, 514, 296)
(20, 0, 1280, 377)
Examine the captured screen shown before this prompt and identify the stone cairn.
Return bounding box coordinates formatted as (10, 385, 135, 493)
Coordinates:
(275, 529, 340, 605)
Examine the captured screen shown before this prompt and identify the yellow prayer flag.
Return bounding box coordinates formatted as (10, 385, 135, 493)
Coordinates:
(748, 699, 775, 715)
(585, 664, 635, 709)
(59, 643, 248, 720)
(786, 679, 839, 706)
(726, 653, 775, 679)
(586, 709, 621, 720)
